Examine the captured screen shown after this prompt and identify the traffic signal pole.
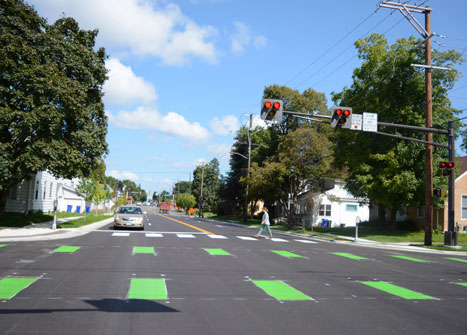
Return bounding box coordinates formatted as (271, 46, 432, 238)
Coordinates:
(284, 110, 457, 246)
(379, 1, 435, 246)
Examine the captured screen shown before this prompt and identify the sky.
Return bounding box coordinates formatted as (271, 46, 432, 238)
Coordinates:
(29, 0, 467, 196)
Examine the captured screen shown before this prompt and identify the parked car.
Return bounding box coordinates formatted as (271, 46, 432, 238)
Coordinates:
(114, 205, 145, 230)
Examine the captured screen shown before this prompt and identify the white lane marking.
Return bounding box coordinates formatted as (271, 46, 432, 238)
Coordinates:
(146, 233, 163, 237)
(177, 234, 196, 238)
(112, 233, 130, 237)
(216, 225, 224, 228)
(271, 238, 288, 242)
(208, 235, 227, 239)
(294, 239, 318, 244)
(237, 236, 257, 241)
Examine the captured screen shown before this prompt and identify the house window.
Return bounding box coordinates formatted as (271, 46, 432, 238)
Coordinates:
(461, 195, 467, 220)
(9, 185, 17, 200)
(35, 181, 39, 200)
(43, 182, 47, 199)
(346, 204, 358, 212)
(417, 206, 425, 218)
(319, 204, 331, 216)
(50, 183, 53, 198)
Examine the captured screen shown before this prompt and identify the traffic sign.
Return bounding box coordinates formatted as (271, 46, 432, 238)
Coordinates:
(363, 113, 378, 132)
(351, 114, 362, 130)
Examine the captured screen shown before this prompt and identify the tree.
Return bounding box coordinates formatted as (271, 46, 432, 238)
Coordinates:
(0, 0, 108, 216)
(192, 158, 220, 212)
(245, 126, 336, 229)
(175, 193, 196, 213)
(76, 178, 95, 217)
(331, 34, 463, 228)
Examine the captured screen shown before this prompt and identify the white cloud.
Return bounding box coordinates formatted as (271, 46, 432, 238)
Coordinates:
(252, 115, 267, 129)
(104, 58, 157, 105)
(107, 106, 210, 141)
(209, 115, 239, 136)
(207, 143, 231, 157)
(171, 158, 206, 169)
(35, 0, 218, 66)
(109, 170, 139, 181)
(230, 21, 267, 54)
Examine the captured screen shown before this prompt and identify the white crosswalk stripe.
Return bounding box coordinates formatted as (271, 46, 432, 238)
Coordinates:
(112, 233, 130, 237)
(271, 238, 288, 242)
(294, 239, 318, 244)
(236, 236, 258, 241)
(208, 235, 228, 239)
(146, 233, 163, 237)
(177, 234, 196, 238)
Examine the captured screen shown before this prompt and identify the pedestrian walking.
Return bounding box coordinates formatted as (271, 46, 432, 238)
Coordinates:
(254, 207, 272, 240)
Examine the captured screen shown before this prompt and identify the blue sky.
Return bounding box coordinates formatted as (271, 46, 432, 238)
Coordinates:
(30, 0, 467, 196)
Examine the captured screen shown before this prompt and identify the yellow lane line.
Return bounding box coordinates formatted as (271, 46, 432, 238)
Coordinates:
(158, 214, 214, 235)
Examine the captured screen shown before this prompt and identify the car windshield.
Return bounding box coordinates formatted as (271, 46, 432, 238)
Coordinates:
(118, 207, 142, 215)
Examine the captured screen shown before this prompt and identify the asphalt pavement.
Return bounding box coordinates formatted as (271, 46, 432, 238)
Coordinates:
(1, 207, 466, 334)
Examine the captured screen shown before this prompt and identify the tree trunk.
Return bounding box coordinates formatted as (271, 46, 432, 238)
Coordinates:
(0, 188, 9, 217)
(377, 204, 386, 227)
(388, 208, 397, 231)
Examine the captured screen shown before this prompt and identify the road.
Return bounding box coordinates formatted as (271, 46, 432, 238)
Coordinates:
(1, 206, 466, 334)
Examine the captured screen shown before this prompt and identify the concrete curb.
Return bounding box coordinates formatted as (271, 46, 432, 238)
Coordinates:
(0, 218, 114, 242)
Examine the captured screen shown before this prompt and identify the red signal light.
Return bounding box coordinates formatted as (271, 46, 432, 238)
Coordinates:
(448, 162, 454, 168)
(336, 109, 343, 116)
(344, 109, 351, 117)
(439, 162, 447, 169)
(273, 101, 281, 109)
(265, 101, 272, 109)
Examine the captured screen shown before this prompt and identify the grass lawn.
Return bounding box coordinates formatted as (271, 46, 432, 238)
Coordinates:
(58, 214, 110, 228)
(0, 212, 53, 228)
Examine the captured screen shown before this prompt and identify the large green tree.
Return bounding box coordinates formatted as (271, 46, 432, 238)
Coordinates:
(331, 34, 463, 228)
(0, 0, 108, 215)
(192, 158, 220, 212)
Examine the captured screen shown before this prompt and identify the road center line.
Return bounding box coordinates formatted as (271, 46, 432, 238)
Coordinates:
(158, 214, 214, 235)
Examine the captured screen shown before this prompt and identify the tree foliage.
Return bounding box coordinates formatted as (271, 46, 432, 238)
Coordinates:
(0, 0, 109, 215)
(331, 34, 463, 225)
(192, 158, 220, 212)
(175, 193, 196, 212)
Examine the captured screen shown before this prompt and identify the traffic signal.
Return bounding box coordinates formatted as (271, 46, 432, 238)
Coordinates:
(260, 99, 283, 121)
(439, 161, 454, 176)
(433, 188, 446, 197)
(330, 106, 352, 128)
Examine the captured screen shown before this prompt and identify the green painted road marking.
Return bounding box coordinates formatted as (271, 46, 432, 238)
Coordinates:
(133, 247, 155, 254)
(360, 281, 436, 300)
(0, 244, 6, 248)
(53, 246, 81, 253)
(0, 277, 39, 299)
(446, 257, 467, 263)
(128, 278, 167, 300)
(252, 280, 312, 301)
(455, 283, 467, 287)
(271, 250, 302, 258)
(333, 252, 368, 260)
(390, 255, 430, 263)
(204, 248, 231, 256)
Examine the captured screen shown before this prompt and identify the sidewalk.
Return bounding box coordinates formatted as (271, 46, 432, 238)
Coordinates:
(0, 217, 114, 242)
(197, 216, 467, 256)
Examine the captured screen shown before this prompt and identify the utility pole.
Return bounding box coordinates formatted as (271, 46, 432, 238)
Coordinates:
(379, 1, 434, 245)
(199, 163, 205, 218)
(243, 114, 253, 223)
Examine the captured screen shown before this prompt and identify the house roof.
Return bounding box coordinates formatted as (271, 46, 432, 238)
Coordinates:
(456, 156, 467, 177)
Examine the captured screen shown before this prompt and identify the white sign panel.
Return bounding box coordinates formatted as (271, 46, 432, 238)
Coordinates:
(363, 112, 378, 132)
(351, 114, 362, 130)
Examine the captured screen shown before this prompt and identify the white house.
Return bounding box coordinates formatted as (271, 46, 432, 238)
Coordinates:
(295, 180, 369, 228)
(6, 171, 86, 214)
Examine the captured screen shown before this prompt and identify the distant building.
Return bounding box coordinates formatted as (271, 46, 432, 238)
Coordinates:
(6, 171, 95, 214)
(292, 180, 370, 228)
